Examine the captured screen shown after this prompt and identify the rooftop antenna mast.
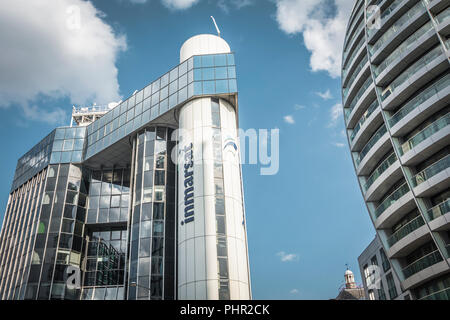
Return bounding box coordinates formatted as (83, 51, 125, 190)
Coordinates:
(211, 16, 221, 38)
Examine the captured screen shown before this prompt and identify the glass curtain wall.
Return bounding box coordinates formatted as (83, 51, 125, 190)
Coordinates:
(211, 98, 231, 300)
(80, 168, 131, 300)
(25, 164, 88, 300)
(127, 127, 175, 300)
(0, 169, 47, 300)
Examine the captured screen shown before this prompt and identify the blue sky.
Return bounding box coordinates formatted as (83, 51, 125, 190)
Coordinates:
(0, 0, 374, 299)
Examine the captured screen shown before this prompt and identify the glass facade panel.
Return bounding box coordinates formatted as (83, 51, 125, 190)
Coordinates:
(127, 127, 175, 300)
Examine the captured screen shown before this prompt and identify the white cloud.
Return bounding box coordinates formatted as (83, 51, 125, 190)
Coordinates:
(274, 0, 354, 78)
(290, 289, 299, 294)
(22, 104, 68, 125)
(315, 89, 333, 100)
(328, 103, 343, 127)
(0, 0, 127, 123)
(218, 0, 255, 13)
(161, 0, 199, 10)
(294, 104, 306, 110)
(125, 0, 199, 9)
(277, 251, 299, 262)
(332, 142, 345, 148)
(284, 115, 295, 124)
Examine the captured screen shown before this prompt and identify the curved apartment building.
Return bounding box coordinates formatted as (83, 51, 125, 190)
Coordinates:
(342, 0, 450, 299)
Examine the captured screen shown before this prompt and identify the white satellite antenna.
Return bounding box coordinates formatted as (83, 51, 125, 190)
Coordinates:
(211, 16, 221, 38)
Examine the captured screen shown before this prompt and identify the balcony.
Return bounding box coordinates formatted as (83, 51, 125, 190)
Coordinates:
(350, 101, 383, 151)
(343, 39, 366, 86)
(380, 44, 444, 100)
(374, 21, 436, 86)
(357, 132, 391, 177)
(344, 3, 364, 46)
(364, 153, 403, 202)
(345, 76, 373, 112)
(355, 124, 387, 167)
(419, 288, 450, 300)
(435, 7, 450, 24)
(412, 154, 450, 187)
(343, 23, 365, 69)
(343, 57, 370, 103)
(345, 80, 376, 129)
(367, 0, 410, 42)
(402, 250, 443, 279)
(424, 0, 449, 13)
(400, 113, 450, 162)
(426, 198, 450, 221)
(388, 73, 450, 136)
(373, 182, 410, 219)
(364, 153, 398, 191)
(381, 49, 448, 112)
(345, 2, 363, 41)
(351, 100, 379, 141)
(387, 215, 425, 248)
(370, 1, 428, 63)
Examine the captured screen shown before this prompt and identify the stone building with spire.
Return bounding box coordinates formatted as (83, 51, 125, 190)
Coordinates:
(334, 268, 365, 300)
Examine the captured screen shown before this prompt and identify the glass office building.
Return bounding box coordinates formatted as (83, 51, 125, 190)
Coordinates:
(0, 34, 251, 300)
(343, 0, 450, 299)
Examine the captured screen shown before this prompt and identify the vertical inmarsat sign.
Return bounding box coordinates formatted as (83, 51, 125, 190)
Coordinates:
(177, 34, 251, 300)
(181, 143, 194, 225)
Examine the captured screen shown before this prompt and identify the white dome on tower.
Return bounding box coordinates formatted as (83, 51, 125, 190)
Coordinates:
(345, 268, 356, 289)
(180, 34, 231, 63)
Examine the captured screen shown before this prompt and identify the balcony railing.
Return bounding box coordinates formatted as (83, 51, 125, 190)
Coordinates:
(374, 21, 433, 77)
(427, 198, 450, 221)
(435, 7, 450, 25)
(403, 250, 443, 279)
(387, 215, 425, 247)
(343, 23, 365, 66)
(367, 0, 403, 38)
(355, 124, 387, 166)
(343, 55, 369, 99)
(419, 288, 450, 300)
(370, 1, 426, 55)
(345, 76, 374, 121)
(381, 45, 443, 101)
(73, 105, 112, 114)
(344, 3, 364, 46)
(400, 113, 450, 155)
(350, 99, 379, 142)
(388, 73, 450, 128)
(412, 154, 450, 187)
(364, 152, 397, 192)
(373, 182, 410, 219)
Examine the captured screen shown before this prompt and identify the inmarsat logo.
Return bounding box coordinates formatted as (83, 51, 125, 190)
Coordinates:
(181, 143, 194, 226)
(223, 137, 238, 154)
